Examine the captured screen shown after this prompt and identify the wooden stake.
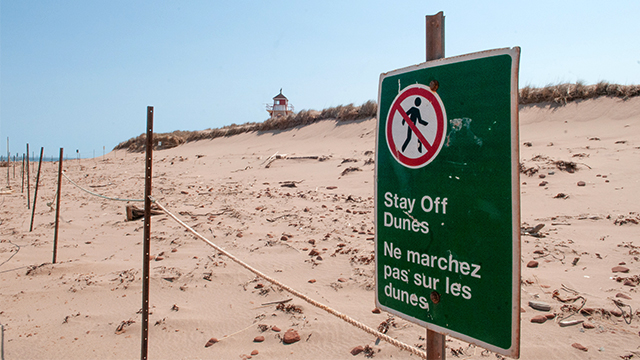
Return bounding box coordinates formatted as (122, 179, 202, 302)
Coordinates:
(53, 148, 63, 264)
(29, 147, 44, 232)
(426, 11, 446, 360)
(141, 106, 154, 360)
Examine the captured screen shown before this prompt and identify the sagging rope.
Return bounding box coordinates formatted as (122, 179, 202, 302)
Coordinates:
(151, 198, 428, 359)
(61, 171, 144, 202)
(56, 170, 427, 357)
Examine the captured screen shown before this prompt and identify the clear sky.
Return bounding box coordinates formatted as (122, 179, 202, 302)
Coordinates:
(1, 0, 639, 160)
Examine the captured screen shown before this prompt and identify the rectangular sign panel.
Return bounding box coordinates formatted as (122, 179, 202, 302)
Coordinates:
(375, 47, 521, 357)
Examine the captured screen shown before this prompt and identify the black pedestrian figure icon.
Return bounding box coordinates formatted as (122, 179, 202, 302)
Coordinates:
(401, 97, 429, 153)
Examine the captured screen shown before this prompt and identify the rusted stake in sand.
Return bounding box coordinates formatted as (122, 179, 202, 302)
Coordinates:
(29, 147, 44, 232)
(1, 321, 5, 360)
(6, 137, 9, 188)
(426, 11, 446, 360)
(53, 148, 63, 264)
(141, 106, 154, 360)
(26, 144, 30, 209)
(21, 155, 24, 193)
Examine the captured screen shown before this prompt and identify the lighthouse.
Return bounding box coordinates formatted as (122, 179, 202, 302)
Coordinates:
(266, 89, 294, 118)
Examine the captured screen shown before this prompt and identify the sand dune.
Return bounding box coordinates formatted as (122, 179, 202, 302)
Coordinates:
(1, 96, 639, 359)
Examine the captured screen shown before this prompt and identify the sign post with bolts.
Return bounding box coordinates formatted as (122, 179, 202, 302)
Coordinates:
(375, 15, 521, 358)
(425, 12, 446, 360)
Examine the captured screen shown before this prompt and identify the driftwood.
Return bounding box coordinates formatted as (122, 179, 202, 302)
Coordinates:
(126, 204, 163, 221)
(263, 151, 330, 168)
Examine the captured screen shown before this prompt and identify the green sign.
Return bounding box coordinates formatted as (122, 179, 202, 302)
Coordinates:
(375, 47, 521, 357)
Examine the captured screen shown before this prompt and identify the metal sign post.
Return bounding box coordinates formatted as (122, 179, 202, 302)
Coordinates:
(425, 12, 446, 360)
(375, 13, 521, 358)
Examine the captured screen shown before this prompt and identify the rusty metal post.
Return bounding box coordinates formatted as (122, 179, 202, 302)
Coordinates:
(141, 106, 154, 360)
(21, 155, 24, 193)
(427, 328, 446, 359)
(29, 147, 44, 232)
(426, 11, 446, 360)
(6, 137, 9, 188)
(26, 144, 30, 208)
(426, 12, 445, 61)
(53, 148, 63, 264)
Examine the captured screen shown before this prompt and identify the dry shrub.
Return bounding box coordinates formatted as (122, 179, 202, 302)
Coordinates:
(337, 104, 359, 121)
(359, 100, 378, 118)
(114, 133, 186, 152)
(520, 82, 640, 105)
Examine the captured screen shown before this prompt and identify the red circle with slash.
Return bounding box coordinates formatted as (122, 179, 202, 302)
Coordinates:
(386, 84, 447, 168)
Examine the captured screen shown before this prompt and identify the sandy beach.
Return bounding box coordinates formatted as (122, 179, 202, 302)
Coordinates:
(1, 96, 639, 359)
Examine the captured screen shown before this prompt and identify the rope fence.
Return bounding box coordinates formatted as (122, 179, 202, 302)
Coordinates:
(61, 171, 144, 202)
(43, 170, 428, 357)
(151, 198, 428, 358)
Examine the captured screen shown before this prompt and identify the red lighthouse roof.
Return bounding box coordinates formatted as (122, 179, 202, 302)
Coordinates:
(273, 88, 288, 100)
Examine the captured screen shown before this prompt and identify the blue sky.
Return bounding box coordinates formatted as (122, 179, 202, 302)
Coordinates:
(2, 1, 639, 159)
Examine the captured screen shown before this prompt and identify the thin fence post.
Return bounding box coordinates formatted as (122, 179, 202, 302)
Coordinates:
(53, 148, 64, 264)
(426, 11, 446, 360)
(6, 137, 9, 188)
(141, 106, 154, 360)
(29, 147, 44, 232)
(1, 322, 4, 360)
(26, 144, 30, 209)
(21, 155, 24, 193)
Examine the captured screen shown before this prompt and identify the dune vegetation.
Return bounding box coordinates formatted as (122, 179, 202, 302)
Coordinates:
(114, 82, 640, 153)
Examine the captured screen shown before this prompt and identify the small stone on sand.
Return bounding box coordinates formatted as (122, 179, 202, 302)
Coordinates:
(582, 322, 595, 329)
(251, 350, 259, 356)
(531, 315, 547, 323)
(205, 338, 219, 347)
(527, 260, 539, 268)
(571, 343, 588, 351)
(528, 301, 551, 311)
(351, 345, 365, 355)
(612, 265, 630, 273)
(610, 309, 623, 317)
(283, 329, 300, 344)
(616, 293, 632, 300)
(254, 336, 265, 342)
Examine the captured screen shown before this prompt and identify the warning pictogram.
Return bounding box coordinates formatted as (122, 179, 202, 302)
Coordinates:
(385, 84, 447, 168)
